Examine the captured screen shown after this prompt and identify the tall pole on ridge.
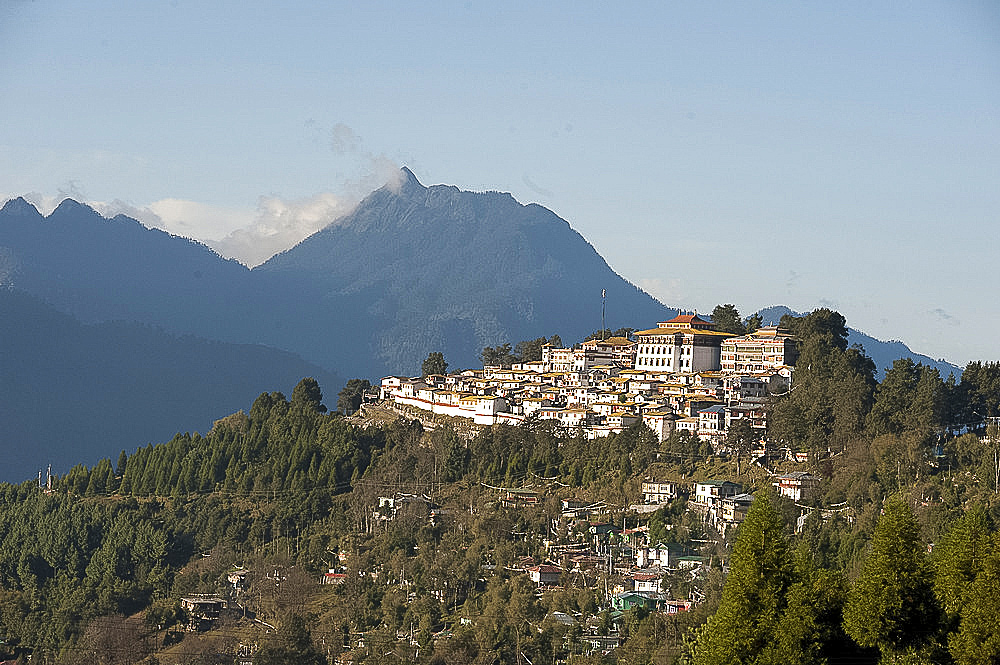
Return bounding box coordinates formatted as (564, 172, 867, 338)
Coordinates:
(601, 289, 606, 340)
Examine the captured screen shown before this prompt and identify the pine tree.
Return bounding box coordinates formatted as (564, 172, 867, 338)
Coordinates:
(843, 496, 941, 662)
(291, 377, 327, 413)
(421, 351, 448, 376)
(947, 531, 1000, 664)
(933, 506, 992, 619)
(693, 491, 794, 664)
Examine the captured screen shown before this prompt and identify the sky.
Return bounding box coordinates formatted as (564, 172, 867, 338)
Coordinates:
(1, 1, 998, 367)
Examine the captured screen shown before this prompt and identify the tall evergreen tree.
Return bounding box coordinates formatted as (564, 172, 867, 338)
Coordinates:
(933, 506, 993, 620)
(336, 378, 371, 415)
(947, 531, 1000, 665)
(843, 496, 941, 662)
(693, 491, 794, 664)
(291, 377, 327, 413)
(769, 308, 876, 455)
(711, 303, 747, 335)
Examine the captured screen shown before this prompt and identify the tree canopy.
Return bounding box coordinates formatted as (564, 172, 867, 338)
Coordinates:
(421, 351, 448, 377)
(843, 496, 941, 661)
(710, 304, 748, 336)
(336, 378, 371, 415)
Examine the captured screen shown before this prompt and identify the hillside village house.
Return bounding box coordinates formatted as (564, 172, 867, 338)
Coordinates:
(773, 471, 821, 501)
(636, 542, 680, 568)
(697, 404, 727, 442)
(720, 493, 755, 525)
(641, 480, 679, 505)
(628, 571, 664, 593)
(526, 564, 563, 586)
(693, 480, 742, 507)
(641, 410, 678, 442)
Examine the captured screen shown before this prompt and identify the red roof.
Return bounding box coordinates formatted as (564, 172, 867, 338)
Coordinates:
(659, 313, 715, 329)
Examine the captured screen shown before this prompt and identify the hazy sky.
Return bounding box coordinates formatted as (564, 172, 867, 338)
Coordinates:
(2, 1, 998, 366)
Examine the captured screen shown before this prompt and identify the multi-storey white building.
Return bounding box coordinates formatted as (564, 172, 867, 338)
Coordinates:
(579, 336, 636, 369)
(720, 325, 798, 373)
(633, 314, 732, 374)
(641, 480, 679, 504)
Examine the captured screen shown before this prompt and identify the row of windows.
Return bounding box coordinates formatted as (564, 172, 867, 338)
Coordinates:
(637, 357, 674, 368)
(638, 346, 697, 356)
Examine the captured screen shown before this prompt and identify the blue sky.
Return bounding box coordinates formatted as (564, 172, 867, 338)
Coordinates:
(2, 1, 998, 366)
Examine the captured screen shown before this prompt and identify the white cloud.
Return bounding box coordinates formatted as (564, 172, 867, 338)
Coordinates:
(92, 194, 353, 267)
(209, 192, 355, 267)
(87, 199, 255, 243)
(19, 191, 78, 216)
(330, 123, 363, 155)
(11, 125, 404, 268)
(147, 199, 254, 240)
(637, 277, 684, 305)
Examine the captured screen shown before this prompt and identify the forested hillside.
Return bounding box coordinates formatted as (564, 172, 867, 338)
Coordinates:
(0, 311, 998, 664)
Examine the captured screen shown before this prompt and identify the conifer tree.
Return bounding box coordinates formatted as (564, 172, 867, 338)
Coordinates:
(933, 506, 992, 619)
(947, 531, 1000, 664)
(693, 491, 794, 664)
(843, 496, 941, 662)
(291, 377, 327, 413)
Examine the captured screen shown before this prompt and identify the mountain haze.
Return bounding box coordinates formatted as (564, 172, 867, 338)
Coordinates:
(0, 289, 340, 482)
(0, 197, 250, 338)
(755, 306, 961, 379)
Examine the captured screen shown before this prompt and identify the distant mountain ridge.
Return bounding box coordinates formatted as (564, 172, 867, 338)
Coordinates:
(0, 289, 340, 482)
(0, 170, 968, 480)
(1, 177, 967, 380)
(754, 305, 962, 379)
(1, 172, 674, 377)
(257, 167, 673, 372)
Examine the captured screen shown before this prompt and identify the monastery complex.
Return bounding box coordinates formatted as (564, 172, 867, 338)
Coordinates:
(379, 314, 798, 446)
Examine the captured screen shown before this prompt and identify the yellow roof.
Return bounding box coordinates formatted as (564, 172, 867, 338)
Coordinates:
(634, 327, 733, 338)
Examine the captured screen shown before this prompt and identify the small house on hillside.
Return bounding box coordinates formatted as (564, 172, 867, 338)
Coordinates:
(693, 480, 741, 506)
(773, 472, 820, 501)
(721, 493, 755, 525)
(641, 480, 679, 505)
(181, 595, 227, 632)
(526, 564, 563, 586)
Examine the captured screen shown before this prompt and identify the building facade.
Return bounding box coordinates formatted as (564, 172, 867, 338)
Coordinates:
(633, 314, 731, 374)
(720, 325, 798, 373)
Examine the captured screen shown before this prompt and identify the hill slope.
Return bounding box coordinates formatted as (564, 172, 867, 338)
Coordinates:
(0, 289, 340, 482)
(0, 197, 249, 335)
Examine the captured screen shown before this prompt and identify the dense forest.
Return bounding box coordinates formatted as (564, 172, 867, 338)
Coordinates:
(0, 309, 998, 664)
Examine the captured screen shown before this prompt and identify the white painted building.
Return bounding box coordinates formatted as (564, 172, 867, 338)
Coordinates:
(693, 480, 741, 506)
(720, 325, 798, 373)
(641, 480, 679, 504)
(633, 314, 732, 374)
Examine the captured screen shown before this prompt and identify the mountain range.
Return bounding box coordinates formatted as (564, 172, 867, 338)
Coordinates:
(0, 168, 962, 481)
